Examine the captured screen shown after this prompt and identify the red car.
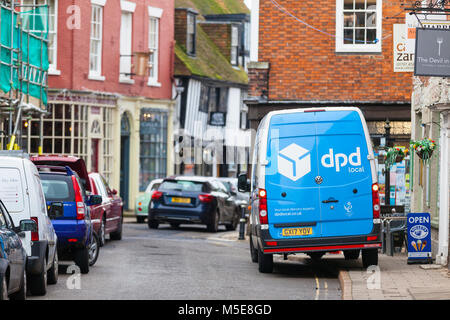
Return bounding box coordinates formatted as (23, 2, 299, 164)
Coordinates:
(88, 173, 123, 246)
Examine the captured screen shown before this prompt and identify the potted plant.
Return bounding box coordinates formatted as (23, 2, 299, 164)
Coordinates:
(410, 138, 436, 162)
(385, 147, 408, 168)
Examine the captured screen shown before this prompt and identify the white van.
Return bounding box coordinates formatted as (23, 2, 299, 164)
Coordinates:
(238, 107, 382, 273)
(0, 153, 58, 295)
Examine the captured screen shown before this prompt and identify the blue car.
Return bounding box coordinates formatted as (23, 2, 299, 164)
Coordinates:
(35, 165, 102, 274)
(148, 177, 239, 232)
(0, 200, 37, 300)
(239, 107, 382, 273)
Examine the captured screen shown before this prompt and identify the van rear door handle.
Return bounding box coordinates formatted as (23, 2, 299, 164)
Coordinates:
(322, 198, 339, 204)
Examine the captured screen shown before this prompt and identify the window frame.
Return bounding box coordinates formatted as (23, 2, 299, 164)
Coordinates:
(119, 1, 136, 84)
(89, 2, 105, 80)
(231, 24, 239, 66)
(335, 0, 382, 53)
(186, 12, 197, 56)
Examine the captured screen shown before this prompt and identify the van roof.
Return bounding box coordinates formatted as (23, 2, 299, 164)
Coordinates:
(265, 107, 362, 118)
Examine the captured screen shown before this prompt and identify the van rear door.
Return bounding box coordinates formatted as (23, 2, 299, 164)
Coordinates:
(265, 112, 321, 240)
(315, 110, 373, 237)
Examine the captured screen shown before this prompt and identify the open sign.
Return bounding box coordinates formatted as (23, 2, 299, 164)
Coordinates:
(407, 213, 432, 264)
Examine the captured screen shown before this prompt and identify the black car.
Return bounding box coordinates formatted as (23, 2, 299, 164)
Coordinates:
(148, 176, 240, 232)
(0, 200, 37, 300)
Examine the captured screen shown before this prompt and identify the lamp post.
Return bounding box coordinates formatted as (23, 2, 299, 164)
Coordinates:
(385, 119, 392, 206)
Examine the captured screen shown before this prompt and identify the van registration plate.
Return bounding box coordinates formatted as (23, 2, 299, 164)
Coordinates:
(171, 197, 191, 204)
(282, 227, 313, 237)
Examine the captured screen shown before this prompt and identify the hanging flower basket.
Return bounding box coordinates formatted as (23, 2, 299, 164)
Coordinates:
(385, 147, 408, 168)
(411, 138, 436, 162)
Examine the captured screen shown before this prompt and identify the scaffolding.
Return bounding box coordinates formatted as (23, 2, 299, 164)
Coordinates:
(0, 0, 49, 152)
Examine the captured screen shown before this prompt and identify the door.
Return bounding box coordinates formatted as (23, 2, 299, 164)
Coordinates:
(315, 110, 373, 237)
(120, 114, 131, 210)
(91, 139, 100, 173)
(264, 111, 321, 240)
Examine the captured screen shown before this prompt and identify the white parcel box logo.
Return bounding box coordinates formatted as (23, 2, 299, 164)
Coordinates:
(278, 143, 311, 181)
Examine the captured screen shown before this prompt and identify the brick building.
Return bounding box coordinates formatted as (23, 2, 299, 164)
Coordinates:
(19, 0, 175, 209)
(247, 0, 413, 207)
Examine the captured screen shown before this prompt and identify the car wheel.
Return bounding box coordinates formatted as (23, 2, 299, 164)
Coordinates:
(207, 209, 220, 233)
(170, 223, 180, 229)
(257, 245, 273, 273)
(110, 214, 123, 241)
(225, 210, 239, 231)
(99, 217, 106, 247)
(362, 249, 378, 268)
(0, 275, 9, 300)
(136, 216, 146, 224)
(344, 249, 360, 260)
(10, 267, 26, 300)
(47, 251, 59, 285)
(89, 232, 100, 267)
(249, 234, 258, 263)
(29, 257, 47, 296)
(148, 220, 159, 229)
(74, 247, 90, 274)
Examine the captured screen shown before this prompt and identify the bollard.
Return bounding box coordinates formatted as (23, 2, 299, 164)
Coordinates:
(238, 205, 246, 240)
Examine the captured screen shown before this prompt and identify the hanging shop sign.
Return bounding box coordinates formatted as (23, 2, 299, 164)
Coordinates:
(394, 24, 414, 72)
(414, 28, 450, 77)
(405, 13, 448, 52)
(209, 112, 227, 126)
(407, 212, 432, 264)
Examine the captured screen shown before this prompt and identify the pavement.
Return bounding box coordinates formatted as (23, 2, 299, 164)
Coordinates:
(339, 252, 450, 300)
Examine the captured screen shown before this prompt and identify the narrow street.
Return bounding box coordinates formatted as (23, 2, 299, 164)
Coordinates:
(32, 220, 344, 300)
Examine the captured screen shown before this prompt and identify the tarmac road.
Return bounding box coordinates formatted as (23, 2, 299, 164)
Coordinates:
(31, 220, 343, 300)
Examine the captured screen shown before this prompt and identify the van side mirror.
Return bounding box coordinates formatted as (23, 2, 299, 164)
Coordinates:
(88, 195, 103, 206)
(48, 202, 64, 220)
(238, 173, 250, 193)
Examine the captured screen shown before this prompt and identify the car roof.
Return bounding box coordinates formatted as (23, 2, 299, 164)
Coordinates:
(164, 176, 216, 183)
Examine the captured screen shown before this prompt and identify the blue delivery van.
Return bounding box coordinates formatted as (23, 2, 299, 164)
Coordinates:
(238, 107, 382, 273)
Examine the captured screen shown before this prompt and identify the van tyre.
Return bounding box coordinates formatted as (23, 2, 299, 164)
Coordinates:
(29, 257, 47, 296)
(10, 267, 26, 300)
(258, 246, 273, 273)
(74, 247, 90, 274)
(47, 252, 58, 285)
(249, 235, 258, 263)
(137, 216, 146, 224)
(362, 249, 378, 268)
(344, 249, 360, 260)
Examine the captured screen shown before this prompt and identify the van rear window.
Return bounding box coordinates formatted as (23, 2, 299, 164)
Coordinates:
(40, 175, 75, 202)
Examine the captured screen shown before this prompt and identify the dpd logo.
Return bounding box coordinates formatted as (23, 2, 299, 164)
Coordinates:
(277, 143, 311, 181)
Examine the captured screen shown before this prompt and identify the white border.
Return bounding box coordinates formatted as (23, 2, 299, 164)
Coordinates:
(121, 0, 136, 13)
(148, 6, 163, 18)
(91, 0, 107, 6)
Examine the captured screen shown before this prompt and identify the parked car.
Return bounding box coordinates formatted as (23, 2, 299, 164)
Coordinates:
(217, 177, 250, 209)
(239, 107, 382, 273)
(135, 178, 163, 223)
(148, 176, 240, 232)
(0, 199, 37, 300)
(30, 156, 102, 274)
(89, 173, 124, 246)
(0, 154, 58, 296)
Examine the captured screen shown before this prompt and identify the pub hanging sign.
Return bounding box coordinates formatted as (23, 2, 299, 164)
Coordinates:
(414, 28, 450, 77)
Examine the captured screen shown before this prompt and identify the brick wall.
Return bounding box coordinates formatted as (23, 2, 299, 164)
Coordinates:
(200, 23, 232, 61)
(247, 61, 269, 99)
(175, 8, 188, 50)
(252, 0, 413, 102)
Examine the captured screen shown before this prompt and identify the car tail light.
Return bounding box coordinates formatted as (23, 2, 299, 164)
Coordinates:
(72, 176, 85, 220)
(372, 183, 380, 219)
(31, 217, 39, 241)
(199, 194, 214, 203)
(152, 191, 163, 200)
(258, 189, 268, 225)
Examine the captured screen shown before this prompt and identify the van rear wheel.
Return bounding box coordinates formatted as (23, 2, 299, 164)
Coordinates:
(362, 249, 378, 268)
(249, 234, 258, 263)
(258, 246, 273, 273)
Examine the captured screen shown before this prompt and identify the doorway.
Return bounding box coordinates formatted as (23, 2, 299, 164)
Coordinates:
(120, 114, 131, 210)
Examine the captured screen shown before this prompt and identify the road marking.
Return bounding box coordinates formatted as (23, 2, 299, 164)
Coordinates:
(315, 275, 320, 300)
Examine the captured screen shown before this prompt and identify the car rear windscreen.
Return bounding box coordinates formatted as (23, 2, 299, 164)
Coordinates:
(40, 175, 75, 202)
(159, 180, 207, 192)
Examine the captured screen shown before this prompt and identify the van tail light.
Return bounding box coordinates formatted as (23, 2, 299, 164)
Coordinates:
(199, 194, 214, 203)
(152, 191, 163, 200)
(372, 183, 380, 219)
(31, 217, 39, 241)
(72, 176, 85, 220)
(258, 189, 268, 225)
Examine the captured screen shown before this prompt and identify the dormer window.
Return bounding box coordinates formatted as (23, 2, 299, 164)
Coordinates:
(186, 12, 196, 56)
(231, 25, 239, 66)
